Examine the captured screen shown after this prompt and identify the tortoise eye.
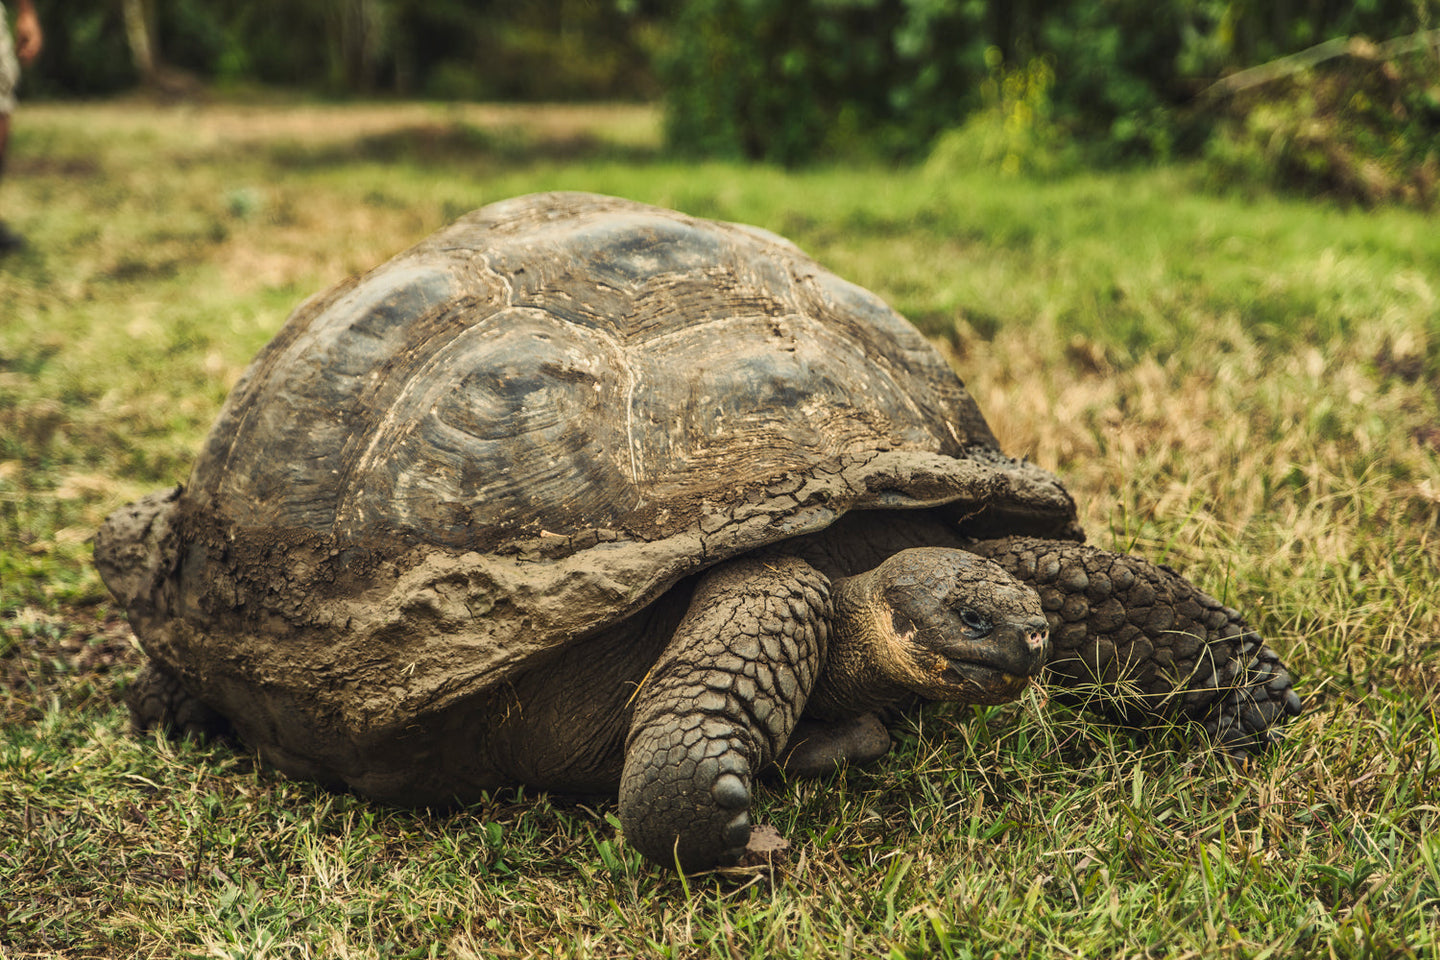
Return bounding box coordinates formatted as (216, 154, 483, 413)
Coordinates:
(958, 609, 990, 633)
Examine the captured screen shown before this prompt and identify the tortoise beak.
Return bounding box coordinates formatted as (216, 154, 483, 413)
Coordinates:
(937, 615, 1050, 701)
(945, 615, 1049, 677)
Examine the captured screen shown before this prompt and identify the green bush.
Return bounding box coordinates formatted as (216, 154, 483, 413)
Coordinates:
(1204, 40, 1440, 207)
(662, 0, 992, 163)
(1036, 0, 1199, 159)
(660, 0, 1207, 163)
(661, 0, 1437, 164)
(925, 48, 1077, 177)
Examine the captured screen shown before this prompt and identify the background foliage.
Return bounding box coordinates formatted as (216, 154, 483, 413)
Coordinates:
(1205, 39, 1440, 206)
(16, 0, 1440, 180)
(23, 0, 669, 100)
(660, 0, 1439, 163)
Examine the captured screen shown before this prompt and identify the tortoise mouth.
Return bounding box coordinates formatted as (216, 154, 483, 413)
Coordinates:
(940, 659, 1032, 703)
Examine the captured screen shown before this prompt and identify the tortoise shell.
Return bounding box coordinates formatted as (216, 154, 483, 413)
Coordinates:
(119, 192, 1079, 767)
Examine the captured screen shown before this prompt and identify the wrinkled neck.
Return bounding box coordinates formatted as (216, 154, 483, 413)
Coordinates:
(805, 572, 911, 721)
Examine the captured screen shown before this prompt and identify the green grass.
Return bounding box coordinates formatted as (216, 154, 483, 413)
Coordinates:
(2, 99, 1438, 958)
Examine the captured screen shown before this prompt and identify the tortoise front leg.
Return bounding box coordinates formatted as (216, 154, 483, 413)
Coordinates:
(969, 537, 1302, 753)
(127, 659, 233, 740)
(619, 556, 830, 871)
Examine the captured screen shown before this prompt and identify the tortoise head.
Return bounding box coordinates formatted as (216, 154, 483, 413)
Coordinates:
(841, 547, 1050, 705)
(94, 486, 183, 613)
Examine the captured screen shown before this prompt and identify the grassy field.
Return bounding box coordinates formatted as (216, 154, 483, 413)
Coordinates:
(1, 99, 1438, 958)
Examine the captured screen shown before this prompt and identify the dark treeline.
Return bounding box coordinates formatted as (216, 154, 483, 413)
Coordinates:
(19, 0, 1439, 170)
(25, 0, 668, 100)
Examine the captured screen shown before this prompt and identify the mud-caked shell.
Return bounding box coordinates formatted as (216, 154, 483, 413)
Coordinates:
(102, 192, 1080, 774)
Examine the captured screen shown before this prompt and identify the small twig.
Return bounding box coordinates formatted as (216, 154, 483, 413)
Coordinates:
(1202, 28, 1440, 99)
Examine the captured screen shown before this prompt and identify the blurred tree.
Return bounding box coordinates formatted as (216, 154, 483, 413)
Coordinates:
(329, 0, 389, 92)
(24, 0, 134, 94)
(120, 0, 157, 83)
(24, 0, 666, 100)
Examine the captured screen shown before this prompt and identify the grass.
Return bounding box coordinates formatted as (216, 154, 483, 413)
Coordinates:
(2, 97, 1438, 958)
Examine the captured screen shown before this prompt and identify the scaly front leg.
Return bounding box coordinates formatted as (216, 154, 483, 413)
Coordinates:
(619, 556, 831, 871)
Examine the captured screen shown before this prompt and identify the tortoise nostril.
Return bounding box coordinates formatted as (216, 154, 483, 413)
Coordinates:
(1027, 629, 1048, 650)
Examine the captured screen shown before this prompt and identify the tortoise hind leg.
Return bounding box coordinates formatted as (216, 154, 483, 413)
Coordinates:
(619, 556, 831, 871)
(127, 659, 233, 741)
(969, 537, 1302, 754)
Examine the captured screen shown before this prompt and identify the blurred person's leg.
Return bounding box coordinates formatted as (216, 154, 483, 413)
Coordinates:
(0, 1, 26, 252)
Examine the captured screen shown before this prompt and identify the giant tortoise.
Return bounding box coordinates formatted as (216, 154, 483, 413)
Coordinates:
(96, 192, 1300, 871)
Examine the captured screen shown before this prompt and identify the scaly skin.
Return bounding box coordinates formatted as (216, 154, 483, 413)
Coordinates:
(127, 661, 232, 741)
(619, 547, 1048, 869)
(619, 557, 831, 869)
(968, 536, 1302, 751)
(806, 547, 1049, 718)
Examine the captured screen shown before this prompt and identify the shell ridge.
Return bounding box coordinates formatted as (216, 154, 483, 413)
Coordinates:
(624, 356, 643, 486)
